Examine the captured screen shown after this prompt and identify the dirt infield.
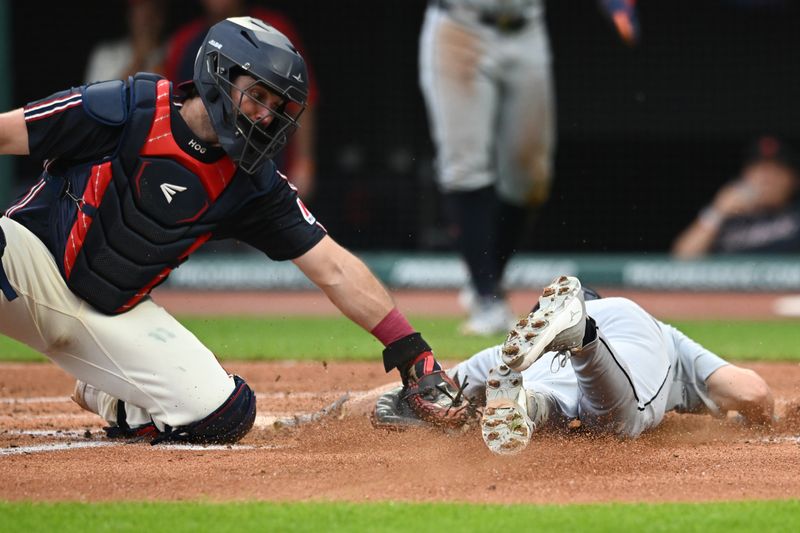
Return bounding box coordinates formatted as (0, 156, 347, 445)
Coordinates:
(1, 289, 799, 503)
(2, 360, 800, 503)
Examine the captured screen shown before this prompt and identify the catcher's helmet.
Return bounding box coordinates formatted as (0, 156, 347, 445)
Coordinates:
(193, 16, 308, 174)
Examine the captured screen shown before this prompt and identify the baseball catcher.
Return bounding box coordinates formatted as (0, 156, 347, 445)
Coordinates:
(0, 17, 470, 446)
(374, 276, 775, 454)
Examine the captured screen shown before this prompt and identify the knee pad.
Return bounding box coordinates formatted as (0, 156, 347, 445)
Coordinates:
(153, 375, 256, 445)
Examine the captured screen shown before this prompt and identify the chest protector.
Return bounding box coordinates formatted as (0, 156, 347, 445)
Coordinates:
(60, 76, 237, 313)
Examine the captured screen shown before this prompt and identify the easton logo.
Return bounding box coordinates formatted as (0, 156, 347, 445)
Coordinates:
(208, 39, 223, 49)
(160, 183, 188, 204)
(188, 138, 207, 154)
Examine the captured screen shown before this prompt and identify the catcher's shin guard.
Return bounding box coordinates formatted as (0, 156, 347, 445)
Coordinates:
(100, 375, 257, 444)
(151, 375, 257, 445)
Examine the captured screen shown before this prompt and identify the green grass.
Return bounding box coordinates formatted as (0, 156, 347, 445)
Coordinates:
(668, 320, 800, 361)
(0, 500, 798, 532)
(1, 316, 799, 363)
(0, 315, 506, 363)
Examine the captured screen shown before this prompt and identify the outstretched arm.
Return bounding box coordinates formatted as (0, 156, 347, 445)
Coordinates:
(292, 235, 393, 330)
(294, 236, 474, 428)
(0, 108, 29, 155)
(706, 365, 774, 425)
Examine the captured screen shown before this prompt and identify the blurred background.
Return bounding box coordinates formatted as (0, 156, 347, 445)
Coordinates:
(2, 0, 800, 291)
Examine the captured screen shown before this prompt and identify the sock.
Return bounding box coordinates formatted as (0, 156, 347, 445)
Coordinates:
(495, 199, 537, 276)
(443, 186, 502, 298)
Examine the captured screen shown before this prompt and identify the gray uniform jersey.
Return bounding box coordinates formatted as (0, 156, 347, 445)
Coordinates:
(419, 0, 554, 206)
(452, 298, 729, 436)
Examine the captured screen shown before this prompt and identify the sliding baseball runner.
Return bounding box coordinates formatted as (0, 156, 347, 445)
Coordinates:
(374, 276, 774, 454)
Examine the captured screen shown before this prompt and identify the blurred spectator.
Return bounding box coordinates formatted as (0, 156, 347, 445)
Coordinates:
(672, 136, 800, 258)
(163, 0, 318, 198)
(84, 0, 167, 83)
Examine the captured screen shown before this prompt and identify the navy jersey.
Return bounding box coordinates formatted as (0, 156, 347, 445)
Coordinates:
(713, 205, 800, 254)
(6, 76, 326, 312)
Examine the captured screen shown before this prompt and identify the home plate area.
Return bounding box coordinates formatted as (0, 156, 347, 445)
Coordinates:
(2, 361, 800, 503)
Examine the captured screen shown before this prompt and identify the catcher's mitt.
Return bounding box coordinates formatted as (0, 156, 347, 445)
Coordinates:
(380, 333, 477, 430)
(371, 372, 477, 432)
(401, 369, 477, 430)
(371, 386, 427, 430)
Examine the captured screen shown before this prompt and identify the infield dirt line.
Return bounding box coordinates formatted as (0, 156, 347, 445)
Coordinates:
(0, 439, 264, 457)
(0, 383, 398, 405)
(0, 383, 397, 458)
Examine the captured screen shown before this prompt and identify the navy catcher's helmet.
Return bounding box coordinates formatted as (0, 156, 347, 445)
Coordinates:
(193, 17, 308, 174)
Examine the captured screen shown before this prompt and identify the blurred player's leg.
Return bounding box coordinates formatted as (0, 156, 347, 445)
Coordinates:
(419, 7, 512, 334)
(0, 217, 234, 432)
(495, 18, 555, 275)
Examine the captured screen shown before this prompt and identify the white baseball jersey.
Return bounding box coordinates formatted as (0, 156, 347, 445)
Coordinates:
(452, 298, 729, 436)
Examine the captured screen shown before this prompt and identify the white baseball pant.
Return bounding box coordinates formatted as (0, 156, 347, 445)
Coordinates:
(0, 216, 234, 429)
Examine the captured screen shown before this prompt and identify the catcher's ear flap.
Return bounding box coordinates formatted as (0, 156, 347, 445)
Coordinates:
(382, 333, 432, 373)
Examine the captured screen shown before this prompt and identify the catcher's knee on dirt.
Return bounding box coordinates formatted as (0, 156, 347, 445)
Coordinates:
(153, 375, 256, 445)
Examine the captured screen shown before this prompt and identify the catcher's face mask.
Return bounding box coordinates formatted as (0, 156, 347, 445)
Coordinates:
(223, 72, 305, 173)
(193, 16, 308, 174)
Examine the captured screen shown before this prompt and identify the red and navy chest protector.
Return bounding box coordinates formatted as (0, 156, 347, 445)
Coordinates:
(9, 74, 325, 314)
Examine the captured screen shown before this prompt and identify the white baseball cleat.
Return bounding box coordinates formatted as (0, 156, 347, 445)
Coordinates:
(500, 275, 586, 371)
(481, 364, 549, 455)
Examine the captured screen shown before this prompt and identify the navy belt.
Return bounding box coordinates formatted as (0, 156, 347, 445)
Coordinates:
(0, 226, 18, 301)
(479, 12, 528, 32)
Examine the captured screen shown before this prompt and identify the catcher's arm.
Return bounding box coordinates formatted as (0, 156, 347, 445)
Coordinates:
(292, 236, 395, 331)
(295, 236, 476, 428)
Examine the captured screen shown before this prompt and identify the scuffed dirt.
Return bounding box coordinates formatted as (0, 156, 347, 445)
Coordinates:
(2, 361, 799, 503)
